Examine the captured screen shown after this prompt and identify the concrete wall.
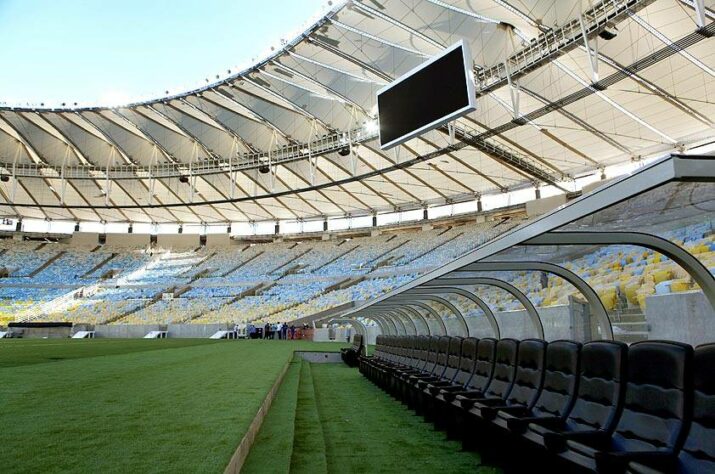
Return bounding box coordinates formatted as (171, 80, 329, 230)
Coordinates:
(167, 323, 231, 338)
(106, 233, 150, 248)
(70, 232, 99, 248)
(157, 234, 199, 249)
(526, 194, 568, 217)
(95, 324, 165, 338)
(313, 328, 331, 341)
(206, 233, 231, 248)
(10, 326, 71, 338)
(493, 304, 582, 341)
(646, 291, 715, 346)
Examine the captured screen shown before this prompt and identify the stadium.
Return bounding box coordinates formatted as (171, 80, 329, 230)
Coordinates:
(0, 0, 713, 472)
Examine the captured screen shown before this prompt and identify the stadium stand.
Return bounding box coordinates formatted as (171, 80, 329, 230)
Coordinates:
(0, 218, 519, 326)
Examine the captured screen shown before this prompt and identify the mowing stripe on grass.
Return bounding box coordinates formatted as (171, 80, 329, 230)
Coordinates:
(242, 357, 302, 473)
(0, 340, 347, 473)
(310, 362, 501, 473)
(289, 360, 328, 474)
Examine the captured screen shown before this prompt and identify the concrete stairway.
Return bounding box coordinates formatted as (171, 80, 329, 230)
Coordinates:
(611, 310, 649, 344)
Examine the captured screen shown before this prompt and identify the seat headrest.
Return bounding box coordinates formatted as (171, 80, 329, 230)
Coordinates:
(546, 340, 581, 374)
(449, 337, 463, 355)
(495, 338, 519, 364)
(438, 336, 451, 351)
(462, 338, 479, 357)
(628, 340, 693, 389)
(429, 336, 440, 350)
(517, 339, 547, 368)
(695, 343, 715, 394)
(477, 338, 497, 360)
(581, 340, 627, 381)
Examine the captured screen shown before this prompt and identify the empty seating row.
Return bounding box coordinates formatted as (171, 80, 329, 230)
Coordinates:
(359, 336, 714, 473)
(341, 334, 365, 367)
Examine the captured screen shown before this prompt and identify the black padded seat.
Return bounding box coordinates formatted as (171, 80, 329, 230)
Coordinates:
(523, 340, 627, 454)
(557, 340, 694, 473)
(469, 338, 547, 422)
(430, 337, 480, 400)
(453, 338, 519, 411)
(441, 338, 497, 406)
(360, 335, 388, 380)
(423, 337, 464, 394)
(341, 334, 364, 367)
(385, 336, 424, 395)
(417, 337, 464, 415)
(628, 342, 715, 474)
(393, 336, 441, 401)
(405, 336, 452, 408)
(495, 340, 581, 432)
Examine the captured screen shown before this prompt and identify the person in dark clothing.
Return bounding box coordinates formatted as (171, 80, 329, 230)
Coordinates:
(540, 271, 549, 289)
(264, 322, 270, 339)
(281, 322, 288, 340)
(289, 325, 296, 340)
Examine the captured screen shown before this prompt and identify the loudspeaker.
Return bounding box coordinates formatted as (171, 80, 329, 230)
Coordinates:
(259, 164, 270, 174)
(179, 175, 189, 183)
(338, 146, 350, 157)
(0, 175, 9, 182)
(599, 23, 618, 40)
(74, 223, 80, 232)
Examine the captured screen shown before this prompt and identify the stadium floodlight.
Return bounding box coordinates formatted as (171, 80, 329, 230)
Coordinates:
(377, 40, 476, 150)
(364, 119, 379, 134)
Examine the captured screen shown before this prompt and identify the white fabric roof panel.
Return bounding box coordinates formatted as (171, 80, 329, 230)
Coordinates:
(0, 0, 711, 223)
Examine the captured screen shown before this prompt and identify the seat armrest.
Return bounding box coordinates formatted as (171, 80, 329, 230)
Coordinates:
(415, 376, 440, 386)
(506, 415, 563, 433)
(543, 430, 610, 453)
(628, 458, 678, 474)
(595, 450, 678, 474)
(480, 404, 528, 421)
(454, 390, 485, 408)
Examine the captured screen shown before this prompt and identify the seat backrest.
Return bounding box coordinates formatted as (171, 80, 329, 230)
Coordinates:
(352, 334, 363, 350)
(453, 338, 479, 386)
(414, 335, 430, 369)
(396, 337, 410, 365)
(482, 338, 519, 399)
(531, 340, 581, 419)
(406, 336, 422, 368)
(611, 340, 693, 453)
(465, 338, 497, 391)
(504, 339, 547, 408)
(566, 340, 627, 433)
(442, 337, 464, 381)
(678, 342, 715, 472)
(431, 336, 452, 377)
(422, 336, 441, 373)
(384, 336, 397, 362)
(374, 335, 385, 359)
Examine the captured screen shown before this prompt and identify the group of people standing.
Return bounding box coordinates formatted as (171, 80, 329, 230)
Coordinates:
(245, 322, 297, 339)
(264, 322, 296, 339)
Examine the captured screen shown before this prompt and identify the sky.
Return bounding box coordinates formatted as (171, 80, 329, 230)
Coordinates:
(0, 0, 327, 107)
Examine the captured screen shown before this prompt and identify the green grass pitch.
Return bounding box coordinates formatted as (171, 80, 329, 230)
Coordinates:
(0, 339, 345, 473)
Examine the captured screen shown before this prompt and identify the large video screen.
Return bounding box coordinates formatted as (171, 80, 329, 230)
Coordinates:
(377, 41, 476, 150)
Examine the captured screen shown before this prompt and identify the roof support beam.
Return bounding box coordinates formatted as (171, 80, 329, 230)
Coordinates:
(401, 291, 471, 337)
(409, 286, 500, 339)
(463, 261, 613, 340)
(422, 277, 544, 339)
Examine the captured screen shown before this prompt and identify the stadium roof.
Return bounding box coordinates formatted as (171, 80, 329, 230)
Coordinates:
(0, 0, 712, 224)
